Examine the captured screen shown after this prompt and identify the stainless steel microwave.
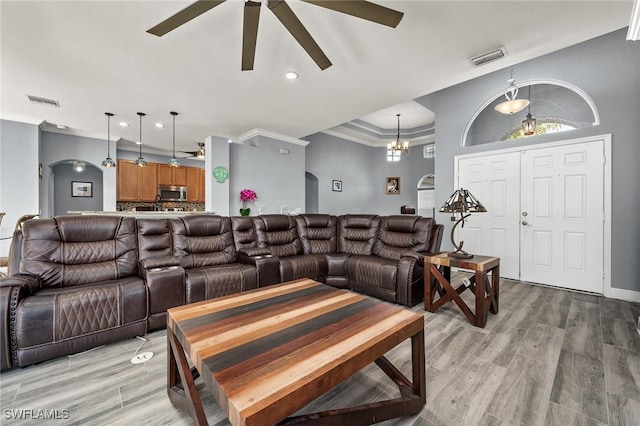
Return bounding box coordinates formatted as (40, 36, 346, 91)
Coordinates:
(158, 185, 187, 202)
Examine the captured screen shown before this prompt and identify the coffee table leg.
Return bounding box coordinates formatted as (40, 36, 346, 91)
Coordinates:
(167, 330, 209, 426)
(491, 265, 500, 314)
(475, 270, 486, 327)
(412, 328, 426, 406)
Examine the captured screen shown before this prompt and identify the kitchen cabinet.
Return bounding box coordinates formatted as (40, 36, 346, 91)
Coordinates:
(116, 160, 158, 202)
(186, 167, 205, 202)
(157, 164, 187, 186)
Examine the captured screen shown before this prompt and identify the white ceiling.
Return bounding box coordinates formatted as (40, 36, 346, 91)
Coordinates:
(0, 1, 633, 155)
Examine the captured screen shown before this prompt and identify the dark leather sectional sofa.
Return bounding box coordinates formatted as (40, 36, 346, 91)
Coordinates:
(0, 213, 442, 370)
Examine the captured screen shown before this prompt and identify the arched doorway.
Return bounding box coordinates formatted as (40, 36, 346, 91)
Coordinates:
(305, 172, 319, 213)
(52, 160, 103, 216)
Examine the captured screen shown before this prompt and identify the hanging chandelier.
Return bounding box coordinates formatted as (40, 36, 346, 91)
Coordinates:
(387, 114, 409, 156)
(134, 112, 147, 167)
(168, 111, 180, 167)
(101, 112, 116, 167)
(495, 67, 529, 115)
(521, 86, 536, 136)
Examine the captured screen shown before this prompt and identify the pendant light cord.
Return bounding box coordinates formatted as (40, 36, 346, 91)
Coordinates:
(107, 113, 111, 157)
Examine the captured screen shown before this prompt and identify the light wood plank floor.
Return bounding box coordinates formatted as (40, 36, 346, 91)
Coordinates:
(1, 278, 639, 425)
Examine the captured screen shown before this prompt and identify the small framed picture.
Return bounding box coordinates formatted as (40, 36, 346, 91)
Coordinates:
(71, 181, 93, 197)
(386, 177, 401, 194)
(332, 180, 342, 192)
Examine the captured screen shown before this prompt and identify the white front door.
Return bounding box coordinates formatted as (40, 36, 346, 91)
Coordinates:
(457, 152, 521, 279)
(520, 140, 604, 293)
(456, 137, 606, 294)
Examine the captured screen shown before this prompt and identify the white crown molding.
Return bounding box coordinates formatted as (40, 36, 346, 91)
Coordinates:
(628, 0, 640, 40)
(321, 129, 435, 148)
(238, 128, 309, 147)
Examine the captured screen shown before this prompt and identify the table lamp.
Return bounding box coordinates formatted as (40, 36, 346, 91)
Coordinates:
(439, 188, 487, 258)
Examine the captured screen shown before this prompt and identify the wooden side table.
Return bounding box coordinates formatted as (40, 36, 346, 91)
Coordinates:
(424, 253, 500, 328)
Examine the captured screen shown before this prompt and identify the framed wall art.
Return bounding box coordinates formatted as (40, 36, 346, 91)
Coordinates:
(386, 177, 400, 194)
(71, 181, 93, 197)
(332, 180, 342, 192)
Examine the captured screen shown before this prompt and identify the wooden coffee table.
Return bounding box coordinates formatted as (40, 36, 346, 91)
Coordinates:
(167, 278, 425, 426)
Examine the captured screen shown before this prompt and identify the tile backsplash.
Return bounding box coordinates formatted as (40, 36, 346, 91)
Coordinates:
(116, 202, 205, 212)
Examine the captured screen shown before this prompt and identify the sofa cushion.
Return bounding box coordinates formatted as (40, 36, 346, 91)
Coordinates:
(337, 215, 380, 255)
(254, 215, 303, 258)
(373, 215, 434, 260)
(231, 216, 258, 251)
(184, 264, 257, 304)
(20, 216, 138, 288)
(279, 254, 329, 282)
(345, 255, 398, 303)
(172, 215, 237, 268)
(15, 276, 146, 349)
(137, 218, 173, 260)
(296, 214, 337, 254)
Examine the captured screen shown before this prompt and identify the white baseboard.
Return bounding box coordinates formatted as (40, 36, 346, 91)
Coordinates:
(605, 287, 640, 303)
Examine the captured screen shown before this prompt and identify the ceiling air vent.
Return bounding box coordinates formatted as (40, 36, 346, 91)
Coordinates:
(469, 46, 507, 67)
(26, 95, 60, 108)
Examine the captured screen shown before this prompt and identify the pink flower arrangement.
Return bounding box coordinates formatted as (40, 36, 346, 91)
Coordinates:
(240, 189, 258, 205)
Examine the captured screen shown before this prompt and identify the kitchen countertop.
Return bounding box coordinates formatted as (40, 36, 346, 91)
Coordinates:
(67, 211, 215, 218)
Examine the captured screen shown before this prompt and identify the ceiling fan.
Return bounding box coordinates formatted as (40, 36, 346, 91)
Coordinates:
(147, 0, 404, 70)
(179, 143, 206, 159)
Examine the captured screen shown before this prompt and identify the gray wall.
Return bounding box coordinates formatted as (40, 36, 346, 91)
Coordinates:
(370, 146, 435, 215)
(53, 162, 103, 215)
(304, 132, 435, 215)
(229, 136, 306, 215)
(304, 133, 374, 215)
(116, 149, 205, 168)
(0, 120, 40, 258)
(417, 28, 640, 292)
(40, 131, 116, 217)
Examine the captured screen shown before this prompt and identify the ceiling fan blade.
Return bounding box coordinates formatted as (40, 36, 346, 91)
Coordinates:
(300, 0, 403, 28)
(242, 1, 261, 71)
(268, 1, 332, 70)
(147, 0, 226, 37)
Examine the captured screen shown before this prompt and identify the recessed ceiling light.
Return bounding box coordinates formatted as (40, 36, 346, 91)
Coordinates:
(119, 121, 129, 127)
(285, 71, 298, 80)
(155, 122, 164, 128)
(228, 139, 233, 143)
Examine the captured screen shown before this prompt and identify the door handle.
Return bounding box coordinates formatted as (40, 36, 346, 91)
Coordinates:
(522, 221, 531, 226)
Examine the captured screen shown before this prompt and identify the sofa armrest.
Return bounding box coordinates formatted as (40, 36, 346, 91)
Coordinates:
(237, 252, 280, 287)
(0, 275, 41, 370)
(401, 251, 422, 263)
(139, 255, 181, 270)
(0, 274, 41, 294)
(139, 262, 185, 331)
(238, 247, 272, 257)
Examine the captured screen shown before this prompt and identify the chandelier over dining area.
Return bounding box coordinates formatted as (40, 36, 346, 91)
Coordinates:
(388, 114, 409, 156)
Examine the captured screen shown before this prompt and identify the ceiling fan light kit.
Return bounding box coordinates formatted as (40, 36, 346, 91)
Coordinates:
(147, 0, 404, 70)
(196, 143, 206, 159)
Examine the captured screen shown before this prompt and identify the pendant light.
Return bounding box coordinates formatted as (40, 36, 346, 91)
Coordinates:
(522, 85, 536, 136)
(101, 112, 116, 167)
(387, 114, 409, 156)
(495, 67, 529, 115)
(168, 111, 180, 167)
(134, 112, 147, 167)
